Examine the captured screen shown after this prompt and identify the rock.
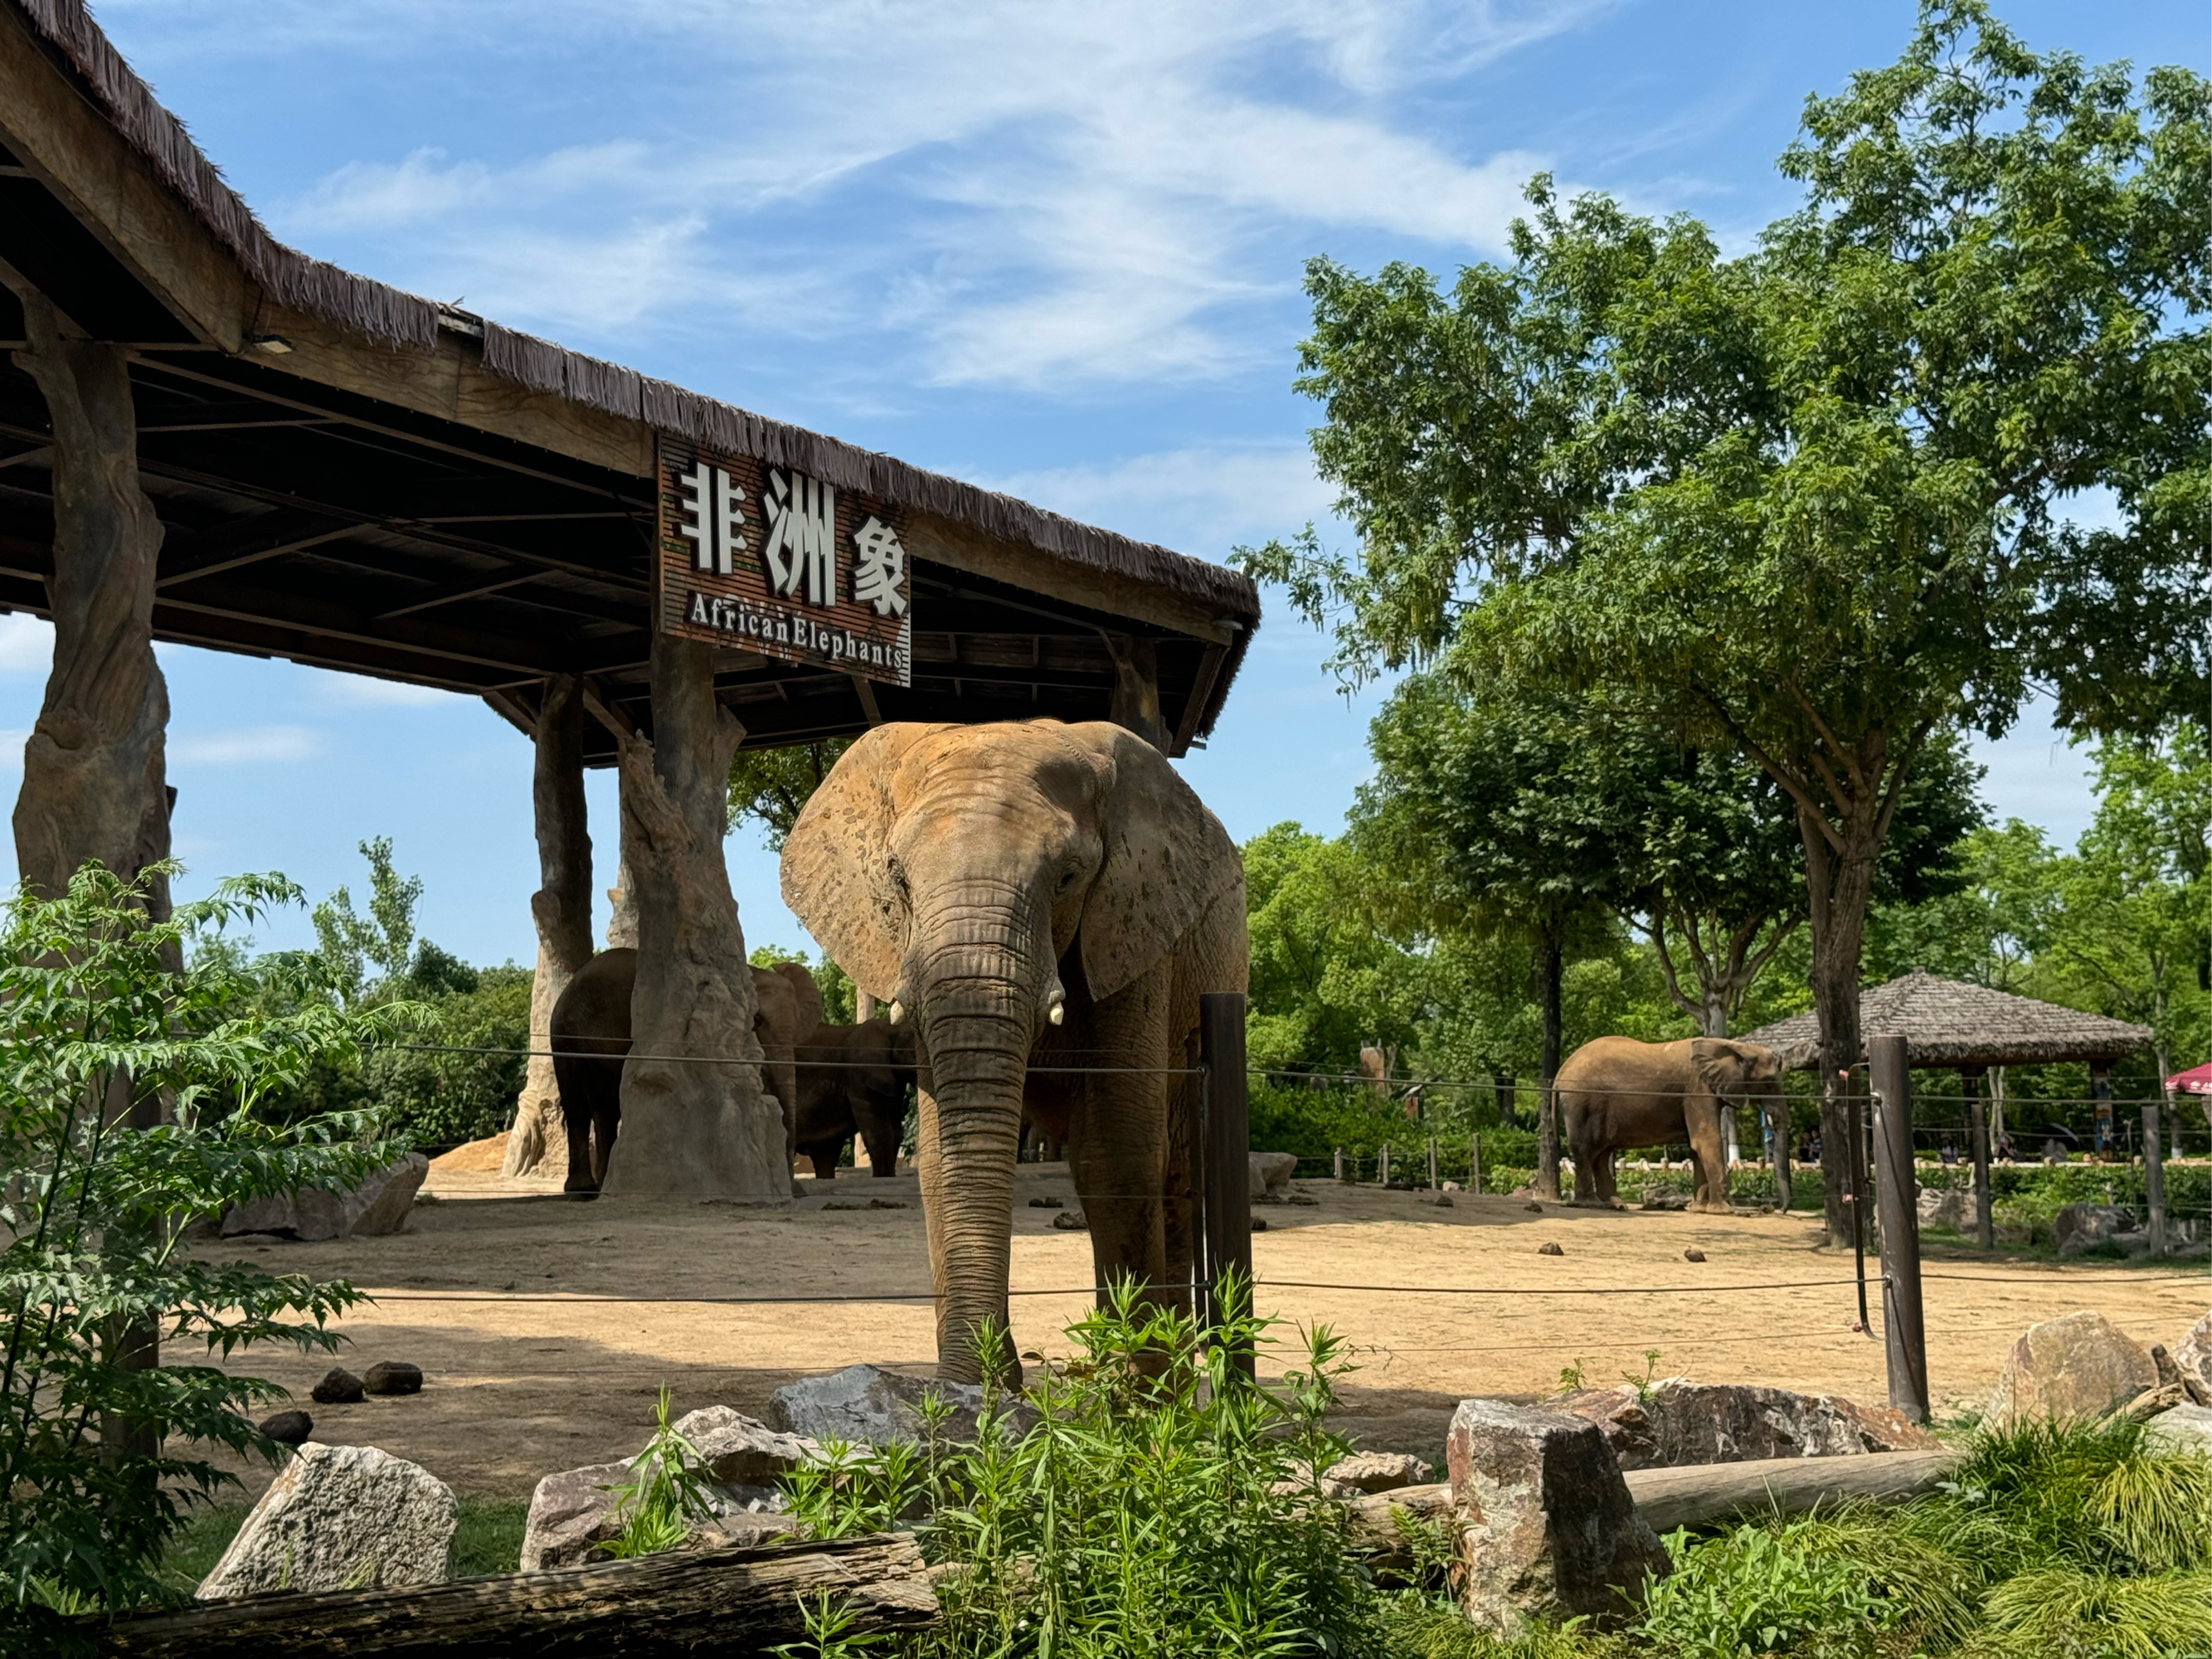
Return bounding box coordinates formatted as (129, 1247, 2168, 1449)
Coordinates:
(519, 1461, 637, 1571)
(198, 1443, 455, 1598)
(310, 1367, 365, 1404)
(1683, 1248, 1706, 1262)
(1252, 1216, 1269, 1232)
(1051, 1210, 1087, 1231)
(364, 1360, 424, 1396)
(1250, 1151, 1299, 1199)
(1918, 1187, 1966, 1230)
(1441, 1180, 1463, 1194)
(2176, 1312, 2212, 1394)
(1993, 1219, 2035, 1246)
(1537, 1241, 1564, 1256)
(1641, 1191, 1689, 1212)
(2151, 1345, 2183, 1387)
(2143, 1403, 2212, 1460)
(2052, 1202, 2132, 1253)
(1287, 1192, 1320, 1207)
(1985, 1311, 2157, 1424)
(219, 1154, 430, 1242)
(1445, 1399, 1670, 1633)
(673, 1407, 819, 1487)
(1027, 1196, 1063, 1209)
(258, 1409, 313, 1445)
(1523, 1201, 1544, 1213)
(1553, 1383, 1940, 1471)
(1320, 1450, 1434, 1497)
(1427, 1194, 1455, 1209)
(768, 1363, 1038, 1449)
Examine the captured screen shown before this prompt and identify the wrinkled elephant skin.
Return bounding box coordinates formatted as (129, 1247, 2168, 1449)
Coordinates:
(1557, 1035, 1782, 1213)
(548, 950, 819, 1195)
(780, 720, 1247, 1383)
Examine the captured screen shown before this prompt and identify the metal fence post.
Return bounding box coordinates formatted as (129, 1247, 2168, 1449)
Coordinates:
(1198, 991, 1253, 1379)
(1333, 1146, 1344, 1183)
(1966, 1071, 1994, 1249)
(1428, 1136, 1438, 1190)
(2142, 1099, 2166, 1257)
(1869, 1034, 1930, 1423)
(1379, 1141, 1390, 1186)
(1471, 1134, 1480, 1197)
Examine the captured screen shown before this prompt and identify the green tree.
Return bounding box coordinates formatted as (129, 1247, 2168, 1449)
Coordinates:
(726, 740, 852, 851)
(1247, 6, 2207, 1240)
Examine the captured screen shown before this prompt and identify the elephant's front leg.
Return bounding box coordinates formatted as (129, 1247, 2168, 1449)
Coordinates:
(1686, 1098, 1730, 1212)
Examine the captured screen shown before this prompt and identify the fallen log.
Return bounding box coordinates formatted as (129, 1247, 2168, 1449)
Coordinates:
(1343, 1447, 1962, 1570)
(91, 1532, 937, 1659)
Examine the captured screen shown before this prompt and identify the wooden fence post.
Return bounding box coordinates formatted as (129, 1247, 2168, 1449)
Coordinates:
(2142, 1099, 2166, 1257)
(1199, 991, 1253, 1379)
(1428, 1137, 1438, 1190)
(1334, 1146, 1344, 1183)
(1869, 1034, 1930, 1423)
(1379, 1141, 1391, 1186)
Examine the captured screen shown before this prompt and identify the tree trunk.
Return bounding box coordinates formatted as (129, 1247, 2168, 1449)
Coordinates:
(601, 631, 785, 1199)
(1799, 799, 1880, 1248)
(1537, 932, 1563, 1201)
(7, 287, 174, 1462)
(503, 676, 595, 1178)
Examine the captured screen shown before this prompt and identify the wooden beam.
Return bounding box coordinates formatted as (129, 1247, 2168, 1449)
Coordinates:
(848, 672, 884, 725)
(89, 1532, 939, 1658)
(1169, 641, 1228, 757)
(581, 677, 639, 740)
(481, 687, 538, 739)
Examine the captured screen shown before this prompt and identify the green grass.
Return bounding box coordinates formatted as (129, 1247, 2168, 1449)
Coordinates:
(153, 1494, 530, 1594)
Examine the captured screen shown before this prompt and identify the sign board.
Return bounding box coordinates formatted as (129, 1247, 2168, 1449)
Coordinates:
(654, 434, 912, 686)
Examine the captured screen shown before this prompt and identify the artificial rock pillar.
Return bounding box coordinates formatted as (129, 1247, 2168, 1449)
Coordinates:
(502, 677, 595, 1177)
(600, 632, 784, 1199)
(1103, 633, 1167, 752)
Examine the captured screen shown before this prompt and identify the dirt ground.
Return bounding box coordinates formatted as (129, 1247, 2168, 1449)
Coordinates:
(194, 1141, 2211, 1499)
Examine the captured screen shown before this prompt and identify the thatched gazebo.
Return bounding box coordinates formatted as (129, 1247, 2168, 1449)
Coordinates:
(1742, 967, 2152, 1155)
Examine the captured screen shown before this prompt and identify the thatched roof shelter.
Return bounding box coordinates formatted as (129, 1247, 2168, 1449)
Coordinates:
(1740, 968, 2152, 1072)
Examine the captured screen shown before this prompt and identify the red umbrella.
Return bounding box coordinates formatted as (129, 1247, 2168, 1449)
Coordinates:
(2165, 1063, 2212, 1095)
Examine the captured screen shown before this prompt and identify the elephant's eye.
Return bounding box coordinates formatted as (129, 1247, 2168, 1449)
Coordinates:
(886, 856, 909, 896)
(1057, 865, 1080, 892)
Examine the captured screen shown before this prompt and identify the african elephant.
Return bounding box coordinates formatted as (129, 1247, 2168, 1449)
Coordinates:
(781, 719, 1246, 1382)
(547, 949, 821, 1195)
(1558, 1035, 1782, 1213)
(793, 1017, 916, 1180)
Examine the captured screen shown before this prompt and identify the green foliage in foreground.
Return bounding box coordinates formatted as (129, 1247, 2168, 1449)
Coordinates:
(1, 865, 406, 1632)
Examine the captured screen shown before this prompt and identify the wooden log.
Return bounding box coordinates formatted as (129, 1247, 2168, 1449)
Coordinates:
(92, 1533, 938, 1659)
(1343, 1449, 1960, 1566)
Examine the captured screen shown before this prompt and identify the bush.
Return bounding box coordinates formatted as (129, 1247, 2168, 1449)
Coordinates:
(1640, 1524, 1896, 1658)
(0, 865, 406, 1632)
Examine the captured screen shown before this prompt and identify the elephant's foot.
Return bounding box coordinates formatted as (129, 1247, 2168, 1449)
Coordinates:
(563, 1185, 600, 1201)
(1688, 1198, 1733, 1214)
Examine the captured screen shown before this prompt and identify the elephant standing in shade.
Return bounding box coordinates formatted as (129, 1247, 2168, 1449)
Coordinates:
(794, 1016, 916, 1180)
(781, 719, 1247, 1383)
(1558, 1035, 1782, 1213)
(549, 948, 822, 1195)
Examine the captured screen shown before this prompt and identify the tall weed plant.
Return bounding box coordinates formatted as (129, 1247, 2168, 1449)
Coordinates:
(0, 864, 410, 1636)
(785, 1276, 1380, 1658)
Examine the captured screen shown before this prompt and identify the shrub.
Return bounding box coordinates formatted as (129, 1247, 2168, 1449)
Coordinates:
(1639, 1524, 1896, 1658)
(0, 865, 406, 1630)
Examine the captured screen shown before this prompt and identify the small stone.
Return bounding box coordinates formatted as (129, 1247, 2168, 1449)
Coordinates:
(868, 1198, 907, 1209)
(1985, 1311, 2156, 1424)
(1524, 1202, 1544, 1214)
(1252, 1217, 1270, 1232)
(311, 1367, 365, 1404)
(1320, 1449, 1434, 1496)
(1683, 1248, 1706, 1262)
(820, 1201, 866, 1211)
(1429, 1194, 1455, 1208)
(1537, 1241, 1564, 1256)
(198, 1443, 455, 1598)
(363, 1360, 424, 1397)
(1052, 1210, 1087, 1231)
(1027, 1196, 1063, 1209)
(1441, 1180, 1463, 1193)
(258, 1409, 313, 1445)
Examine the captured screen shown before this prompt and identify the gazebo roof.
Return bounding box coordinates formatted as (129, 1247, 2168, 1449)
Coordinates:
(1740, 969, 2153, 1071)
(0, 0, 1261, 761)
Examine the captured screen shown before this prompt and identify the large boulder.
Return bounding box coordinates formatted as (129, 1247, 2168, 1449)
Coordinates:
(219, 1154, 430, 1242)
(1445, 1399, 1670, 1634)
(1985, 1311, 2157, 1423)
(1553, 1382, 1938, 1471)
(1918, 1187, 1966, 1231)
(2176, 1312, 2212, 1394)
(2143, 1404, 2212, 1460)
(198, 1443, 455, 1598)
(2052, 1202, 2132, 1254)
(768, 1363, 1037, 1447)
(1249, 1152, 1298, 1200)
(518, 1408, 818, 1571)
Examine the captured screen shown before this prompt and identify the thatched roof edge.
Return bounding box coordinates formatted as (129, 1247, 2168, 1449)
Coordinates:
(13, 0, 1262, 684)
(1740, 971, 2154, 1071)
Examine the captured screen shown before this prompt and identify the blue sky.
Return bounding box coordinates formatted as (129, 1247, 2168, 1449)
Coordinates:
(2, 0, 2190, 965)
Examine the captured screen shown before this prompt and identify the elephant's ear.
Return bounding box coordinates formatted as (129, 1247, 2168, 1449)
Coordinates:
(1067, 723, 1242, 1003)
(1690, 1038, 1751, 1094)
(780, 724, 947, 1002)
(774, 960, 824, 1035)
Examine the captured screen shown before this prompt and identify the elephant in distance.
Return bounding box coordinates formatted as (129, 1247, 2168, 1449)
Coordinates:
(548, 948, 821, 1195)
(794, 1015, 916, 1180)
(1557, 1034, 1782, 1213)
(781, 719, 1247, 1383)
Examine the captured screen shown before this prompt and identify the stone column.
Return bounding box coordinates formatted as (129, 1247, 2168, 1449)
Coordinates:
(502, 677, 595, 1177)
(7, 285, 173, 1459)
(600, 631, 784, 1199)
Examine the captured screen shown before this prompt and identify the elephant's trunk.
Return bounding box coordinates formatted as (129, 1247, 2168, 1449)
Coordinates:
(908, 877, 1054, 1384)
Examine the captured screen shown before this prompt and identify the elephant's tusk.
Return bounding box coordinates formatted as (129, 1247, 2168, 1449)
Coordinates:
(887, 999, 906, 1025)
(1047, 1000, 1065, 1026)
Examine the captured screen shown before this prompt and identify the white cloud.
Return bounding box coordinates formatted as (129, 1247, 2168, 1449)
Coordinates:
(987, 444, 1334, 556)
(0, 615, 52, 674)
(170, 726, 323, 765)
(310, 674, 463, 708)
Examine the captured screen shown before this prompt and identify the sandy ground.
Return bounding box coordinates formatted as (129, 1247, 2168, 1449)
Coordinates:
(192, 1141, 2212, 1499)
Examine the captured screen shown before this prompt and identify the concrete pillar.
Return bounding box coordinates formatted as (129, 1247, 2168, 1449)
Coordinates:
(501, 676, 595, 1177)
(600, 630, 785, 1199)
